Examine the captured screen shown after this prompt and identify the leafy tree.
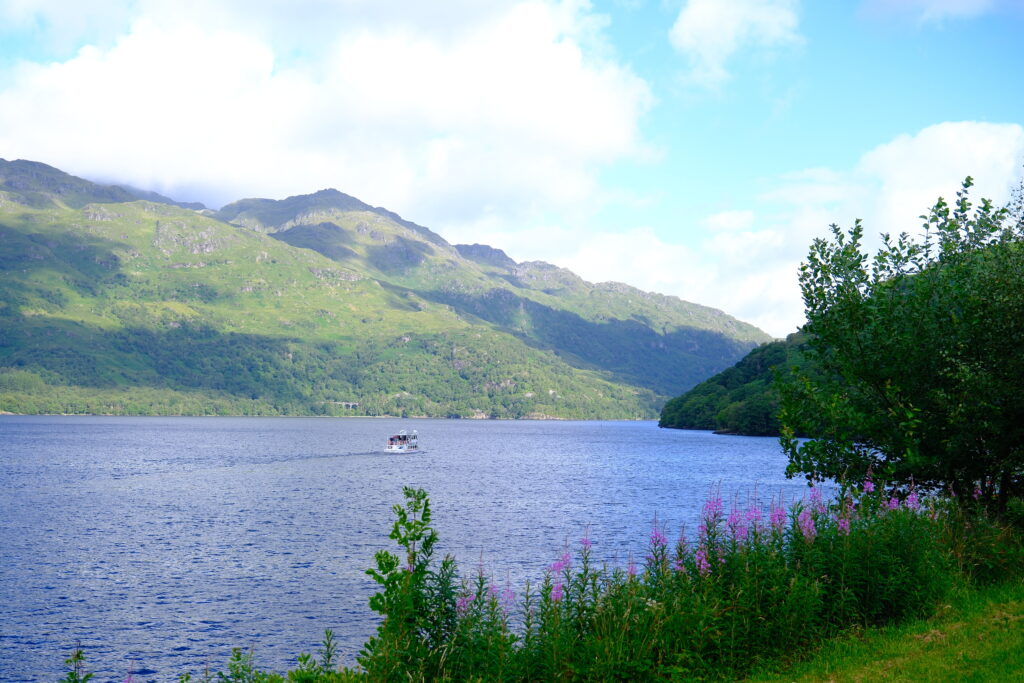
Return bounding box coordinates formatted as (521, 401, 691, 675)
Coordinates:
(780, 178, 1024, 512)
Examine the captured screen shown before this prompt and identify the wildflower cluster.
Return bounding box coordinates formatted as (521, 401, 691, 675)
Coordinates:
(77, 482, 1020, 682)
(347, 480, 961, 680)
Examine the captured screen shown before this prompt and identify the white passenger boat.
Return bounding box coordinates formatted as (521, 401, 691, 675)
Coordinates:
(384, 430, 419, 454)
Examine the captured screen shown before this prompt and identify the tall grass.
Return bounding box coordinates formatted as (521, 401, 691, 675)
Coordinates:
(61, 483, 1023, 682)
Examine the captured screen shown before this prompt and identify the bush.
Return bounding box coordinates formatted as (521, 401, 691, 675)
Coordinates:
(934, 496, 1024, 586)
(349, 483, 962, 681)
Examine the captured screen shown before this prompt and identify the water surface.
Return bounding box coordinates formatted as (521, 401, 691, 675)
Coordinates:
(0, 416, 812, 681)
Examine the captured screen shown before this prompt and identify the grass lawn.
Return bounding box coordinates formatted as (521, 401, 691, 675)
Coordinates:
(748, 580, 1024, 682)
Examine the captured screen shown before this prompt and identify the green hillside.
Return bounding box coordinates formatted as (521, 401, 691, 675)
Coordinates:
(658, 334, 807, 435)
(0, 158, 771, 418)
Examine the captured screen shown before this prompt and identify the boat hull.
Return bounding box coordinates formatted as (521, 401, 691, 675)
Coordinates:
(384, 429, 419, 453)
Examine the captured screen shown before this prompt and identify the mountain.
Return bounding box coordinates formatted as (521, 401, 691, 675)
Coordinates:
(216, 188, 445, 245)
(658, 334, 807, 435)
(0, 158, 205, 210)
(0, 159, 771, 418)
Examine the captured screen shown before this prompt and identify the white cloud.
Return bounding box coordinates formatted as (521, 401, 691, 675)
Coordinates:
(467, 211, 806, 338)
(760, 168, 868, 208)
(669, 0, 802, 88)
(703, 209, 755, 232)
(745, 121, 1024, 333)
(515, 121, 1024, 339)
(543, 224, 802, 337)
(559, 227, 713, 293)
(855, 121, 1024, 237)
(0, 0, 652, 226)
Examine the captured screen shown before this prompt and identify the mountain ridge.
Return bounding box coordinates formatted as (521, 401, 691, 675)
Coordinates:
(0, 158, 772, 418)
(0, 158, 207, 210)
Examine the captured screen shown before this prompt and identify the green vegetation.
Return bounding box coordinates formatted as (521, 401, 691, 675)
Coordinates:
(661, 177, 1024, 484)
(0, 159, 770, 418)
(61, 487, 1024, 682)
(42, 174, 1024, 681)
(60, 647, 92, 683)
(658, 335, 804, 435)
(780, 179, 1024, 509)
(748, 580, 1024, 683)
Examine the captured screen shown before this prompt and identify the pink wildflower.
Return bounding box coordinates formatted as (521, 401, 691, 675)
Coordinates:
(770, 505, 787, 530)
(973, 486, 982, 501)
(906, 490, 920, 511)
(501, 585, 516, 612)
(836, 515, 851, 535)
(887, 497, 900, 510)
(703, 495, 723, 518)
(810, 485, 826, 514)
(650, 526, 668, 548)
(580, 534, 593, 551)
(728, 508, 749, 543)
(549, 551, 571, 575)
(695, 547, 711, 576)
(627, 558, 637, 578)
(551, 580, 564, 602)
(456, 594, 471, 615)
(863, 478, 875, 494)
(797, 508, 816, 542)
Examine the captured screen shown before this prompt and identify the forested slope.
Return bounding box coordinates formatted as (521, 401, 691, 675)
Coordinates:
(658, 334, 806, 435)
(0, 159, 770, 418)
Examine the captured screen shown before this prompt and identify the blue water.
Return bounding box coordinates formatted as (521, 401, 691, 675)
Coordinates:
(0, 416, 813, 681)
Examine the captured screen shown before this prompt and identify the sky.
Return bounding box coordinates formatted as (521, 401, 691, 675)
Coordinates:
(1, 0, 1022, 337)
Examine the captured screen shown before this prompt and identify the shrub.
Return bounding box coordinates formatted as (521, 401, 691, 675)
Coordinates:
(351, 482, 963, 681)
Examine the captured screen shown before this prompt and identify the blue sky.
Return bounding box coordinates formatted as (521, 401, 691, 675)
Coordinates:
(1, 0, 1022, 336)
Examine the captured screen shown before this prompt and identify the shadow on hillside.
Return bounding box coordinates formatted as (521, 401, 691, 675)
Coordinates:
(0, 314, 664, 418)
(0, 219, 242, 313)
(366, 237, 433, 274)
(0, 315, 307, 399)
(417, 286, 755, 396)
(272, 222, 359, 262)
(376, 281, 426, 312)
(0, 223, 128, 301)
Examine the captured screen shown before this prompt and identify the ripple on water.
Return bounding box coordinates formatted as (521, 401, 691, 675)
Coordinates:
(0, 416, 818, 680)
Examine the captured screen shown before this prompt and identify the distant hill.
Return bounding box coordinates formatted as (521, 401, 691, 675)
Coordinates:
(658, 334, 807, 436)
(0, 158, 771, 418)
